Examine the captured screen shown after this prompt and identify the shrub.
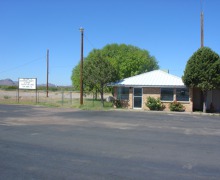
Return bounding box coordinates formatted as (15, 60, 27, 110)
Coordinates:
(113, 99, 122, 108)
(1, 85, 17, 90)
(169, 101, 185, 112)
(146, 96, 165, 111)
(4, 95, 11, 99)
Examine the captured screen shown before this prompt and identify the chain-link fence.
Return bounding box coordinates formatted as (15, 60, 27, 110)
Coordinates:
(0, 90, 112, 108)
(0, 90, 94, 107)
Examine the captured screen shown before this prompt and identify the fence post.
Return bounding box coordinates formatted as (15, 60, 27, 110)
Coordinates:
(38, 91, 40, 104)
(70, 92, 72, 105)
(62, 91, 64, 106)
(18, 88, 20, 104)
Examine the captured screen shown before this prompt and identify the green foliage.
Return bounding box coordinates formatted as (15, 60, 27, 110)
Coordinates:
(71, 43, 159, 91)
(4, 95, 11, 99)
(101, 44, 159, 79)
(49, 87, 60, 92)
(37, 86, 45, 91)
(37, 86, 73, 92)
(182, 47, 220, 91)
(37, 86, 57, 91)
(169, 101, 185, 112)
(71, 64, 80, 90)
(146, 96, 165, 111)
(83, 49, 118, 106)
(0, 85, 17, 90)
(182, 47, 220, 112)
(113, 99, 122, 108)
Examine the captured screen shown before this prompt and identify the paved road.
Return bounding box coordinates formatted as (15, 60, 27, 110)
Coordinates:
(0, 104, 220, 180)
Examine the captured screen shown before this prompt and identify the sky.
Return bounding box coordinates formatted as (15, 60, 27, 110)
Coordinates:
(0, 0, 220, 86)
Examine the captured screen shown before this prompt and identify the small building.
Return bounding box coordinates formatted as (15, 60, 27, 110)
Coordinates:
(193, 88, 220, 113)
(109, 70, 193, 112)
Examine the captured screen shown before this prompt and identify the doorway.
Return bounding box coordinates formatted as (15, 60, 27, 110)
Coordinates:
(133, 88, 142, 108)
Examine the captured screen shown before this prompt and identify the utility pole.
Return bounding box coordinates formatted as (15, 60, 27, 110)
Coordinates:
(200, 0, 204, 47)
(79, 27, 84, 105)
(46, 49, 49, 97)
(201, 11, 204, 47)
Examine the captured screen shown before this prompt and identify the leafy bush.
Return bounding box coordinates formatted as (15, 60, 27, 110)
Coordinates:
(0, 85, 17, 90)
(113, 99, 122, 108)
(49, 87, 59, 92)
(4, 95, 11, 99)
(169, 101, 185, 112)
(146, 96, 165, 111)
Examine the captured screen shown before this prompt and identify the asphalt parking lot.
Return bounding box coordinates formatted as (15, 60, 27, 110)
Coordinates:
(0, 104, 220, 180)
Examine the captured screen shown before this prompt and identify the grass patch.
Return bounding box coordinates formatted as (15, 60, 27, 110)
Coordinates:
(0, 91, 114, 111)
(72, 99, 113, 110)
(37, 102, 61, 108)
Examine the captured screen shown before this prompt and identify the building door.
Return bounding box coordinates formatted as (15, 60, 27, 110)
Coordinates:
(133, 88, 142, 108)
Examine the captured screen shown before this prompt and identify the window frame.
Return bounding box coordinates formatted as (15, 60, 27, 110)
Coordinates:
(176, 88, 190, 102)
(117, 87, 129, 100)
(160, 88, 174, 102)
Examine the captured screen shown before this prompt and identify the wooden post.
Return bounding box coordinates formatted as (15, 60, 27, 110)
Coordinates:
(201, 11, 204, 47)
(46, 49, 49, 97)
(79, 27, 84, 105)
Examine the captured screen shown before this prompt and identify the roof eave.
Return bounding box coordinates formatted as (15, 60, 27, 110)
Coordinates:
(110, 84, 186, 88)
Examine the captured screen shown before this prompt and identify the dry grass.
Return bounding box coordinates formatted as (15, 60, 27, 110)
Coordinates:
(0, 90, 113, 110)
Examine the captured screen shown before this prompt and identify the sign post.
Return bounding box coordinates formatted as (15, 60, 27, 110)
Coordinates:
(18, 78, 37, 103)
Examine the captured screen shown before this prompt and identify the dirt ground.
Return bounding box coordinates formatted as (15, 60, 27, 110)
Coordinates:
(0, 90, 111, 106)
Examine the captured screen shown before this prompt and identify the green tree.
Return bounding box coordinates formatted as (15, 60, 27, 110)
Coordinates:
(71, 64, 80, 90)
(182, 47, 220, 112)
(83, 49, 118, 106)
(71, 43, 159, 90)
(102, 44, 159, 79)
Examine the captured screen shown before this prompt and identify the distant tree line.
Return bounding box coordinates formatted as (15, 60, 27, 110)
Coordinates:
(0, 85, 74, 92)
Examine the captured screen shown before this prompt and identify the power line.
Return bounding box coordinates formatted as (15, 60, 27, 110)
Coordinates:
(51, 65, 73, 68)
(0, 56, 45, 75)
(84, 34, 96, 49)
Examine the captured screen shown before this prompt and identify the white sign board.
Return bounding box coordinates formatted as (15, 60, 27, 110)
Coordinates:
(19, 78, 37, 90)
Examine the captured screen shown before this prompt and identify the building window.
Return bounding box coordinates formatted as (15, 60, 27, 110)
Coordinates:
(176, 88, 189, 101)
(161, 88, 174, 101)
(117, 87, 129, 100)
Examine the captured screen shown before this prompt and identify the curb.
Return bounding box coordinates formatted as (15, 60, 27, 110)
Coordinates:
(109, 108, 220, 116)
